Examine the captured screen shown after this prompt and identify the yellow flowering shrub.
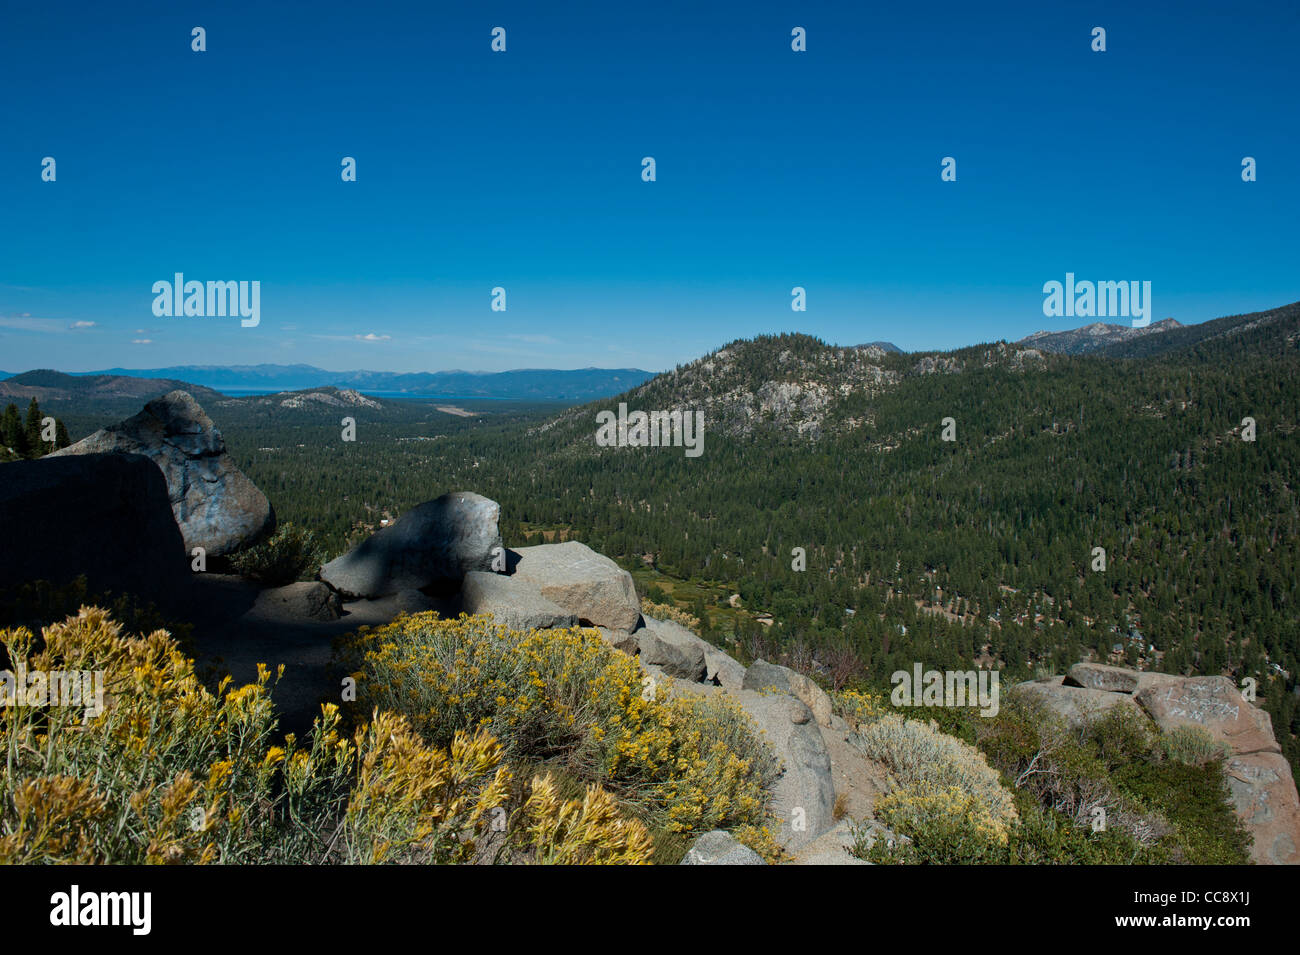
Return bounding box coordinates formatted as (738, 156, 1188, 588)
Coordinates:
(343, 613, 779, 838)
(519, 774, 654, 864)
(639, 600, 701, 632)
(0, 607, 653, 865)
(834, 688, 889, 728)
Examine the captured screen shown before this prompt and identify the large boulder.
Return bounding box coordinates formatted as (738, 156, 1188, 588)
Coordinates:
(734, 690, 835, 850)
(508, 541, 641, 632)
(1012, 676, 1145, 728)
(51, 390, 273, 556)
(320, 492, 502, 599)
(1065, 662, 1146, 694)
(636, 618, 707, 681)
(1224, 752, 1300, 865)
(744, 659, 834, 727)
(0, 454, 186, 600)
(1134, 676, 1279, 756)
(461, 571, 578, 631)
(249, 581, 342, 622)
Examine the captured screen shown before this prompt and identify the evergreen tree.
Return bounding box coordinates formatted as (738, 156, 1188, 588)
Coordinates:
(1, 402, 26, 457)
(23, 398, 43, 458)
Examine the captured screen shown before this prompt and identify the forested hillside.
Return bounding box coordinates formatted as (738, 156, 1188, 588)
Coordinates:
(45, 302, 1300, 784)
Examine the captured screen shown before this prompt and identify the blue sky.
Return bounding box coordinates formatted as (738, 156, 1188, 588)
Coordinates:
(1, 0, 1297, 373)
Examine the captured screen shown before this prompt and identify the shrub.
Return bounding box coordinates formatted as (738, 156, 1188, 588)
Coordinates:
(1158, 725, 1232, 766)
(857, 787, 1011, 865)
(228, 522, 324, 586)
(640, 599, 701, 632)
(834, 688, 890, 728)
(0, 608, 651, 865)
(518, 774, 654, 864)
(341, 612, 779, 840)
(854, 713, 1017, 841)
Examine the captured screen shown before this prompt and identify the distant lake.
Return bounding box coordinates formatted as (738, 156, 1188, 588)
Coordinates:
(218, 388, 562, 403)
(219, 388, 510, 400)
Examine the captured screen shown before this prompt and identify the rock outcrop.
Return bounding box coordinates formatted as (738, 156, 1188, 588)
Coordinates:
(734, 690, 836, 850)
(51, 390, 274, 556)
(249, 581, 342, 622)
(744, 659, 835, 728)
(636, 618, 707, 681)
(507, 541, 641, 632)
(320, 491, 502, 598)
(0, 453, 187, 600)
(461, 571, 577, 631)
(1013, 675, 1144, 728)
(1017, 664, 1300, 865)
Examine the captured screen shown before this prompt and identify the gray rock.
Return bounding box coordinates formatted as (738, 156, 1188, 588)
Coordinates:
(1065, 662, 1143, 693)
(0, 453, 187, 600)
(598, 627, 641, 655)
(792, 820, 870, 865)
(461, 571, 578, 630)
(320, 491, 502, 598)
(637, 618, 707, 681)
(743, 659, 835, 727)
(1012, 676, 1145, 728)
(508, 541, 641, 632)
(734, 689, 836, 850)
(249, 581, 342, 621)
(678, 830, 764, 866)
(393, 589, 440, 614)
(51, 391, 274, 557)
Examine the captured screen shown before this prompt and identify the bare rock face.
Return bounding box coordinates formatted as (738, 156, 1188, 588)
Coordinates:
(744, 659, 835, 728)
(1225, 752, 1300, 865)
(636, 618, 707, 682)
(460, 571, 578, 631)
(320, 492, 502, 599)
(51, 390, 274, 557)
(734, 690, 835, 850)
(507, 541, 641, 632)
(1134, 676, 1280, 757)
(1013, 676, 1145, 728)
(0, 453, 187, 600)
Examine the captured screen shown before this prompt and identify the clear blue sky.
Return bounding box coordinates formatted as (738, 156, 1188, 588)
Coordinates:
(1, 0, 1296, 373)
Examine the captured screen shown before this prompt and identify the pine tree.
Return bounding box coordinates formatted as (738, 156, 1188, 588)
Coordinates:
(55, 419, 71, 449)
(1, 402, 26, 457)
(23, 398, 44, 458)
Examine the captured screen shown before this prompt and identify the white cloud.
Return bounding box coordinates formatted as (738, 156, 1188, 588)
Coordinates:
(354, 332, 392, 342)
(132, 338, 152, 345)
(69, 320, 96, 329)
(0, 315, 66, 332)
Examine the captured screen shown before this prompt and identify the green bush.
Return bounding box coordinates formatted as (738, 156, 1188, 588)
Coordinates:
(228, 523, 324, 586)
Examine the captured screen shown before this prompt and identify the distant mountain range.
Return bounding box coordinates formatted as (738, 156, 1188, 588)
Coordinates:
(1017, 318, 1185, 355)
(59, 364, 656, 401)
(0, 365, 657, 403)
(0, 370, 226, 405)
